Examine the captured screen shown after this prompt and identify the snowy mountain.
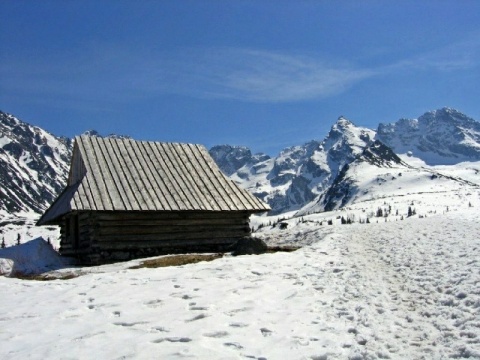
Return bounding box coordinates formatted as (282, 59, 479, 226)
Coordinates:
(377, 107, 480, 165)
(213, 109, 480, 215)
(0, 111, 72, 215)
(299, 140, 479, 216)
(1, 107, 480, 223)
(210, 117, 375, 214)
(0, 112, 135, 219)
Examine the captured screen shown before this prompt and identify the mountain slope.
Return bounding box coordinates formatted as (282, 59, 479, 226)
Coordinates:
(377, 107, 480, 165)
(210, 117, 375, 214)
(1, 107, 479, 220)
(0, 111, 72, 215)
(298, 139, 480, 215)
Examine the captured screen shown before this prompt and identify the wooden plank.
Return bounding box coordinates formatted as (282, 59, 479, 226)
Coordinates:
(91, 136, 125, 210)
(133, 140, 172, 211)
(170, 143, 215, 211)
(146, 141, 190, 211)
(96, 230, 249, 242)
(101, 137, 141, 211)
(191, 145, 247, 210)
(126, 140, 162, 210)
(116, 138, 153, 210)
(98, 224, 249, 236)
(181, 144, 229, 211)
(67, 143, 86, 185)
(73, 181, 92, 210)
(158, 142, 203, 210)
(97, 218, 248, 226)
(87, 136, 116, 210)
(95, 211, 249, 221)
(194, 145, 270, 211)
(77, 137, 106, 211)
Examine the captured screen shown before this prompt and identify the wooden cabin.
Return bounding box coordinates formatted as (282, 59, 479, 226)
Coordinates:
(37, 136, 270, 264)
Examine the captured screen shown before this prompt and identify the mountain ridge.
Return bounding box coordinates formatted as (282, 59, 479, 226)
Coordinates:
(1, 107, 479, 219)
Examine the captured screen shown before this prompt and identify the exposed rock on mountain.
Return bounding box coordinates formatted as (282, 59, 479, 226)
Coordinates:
(377, 107, 480, 165)
(209, 145, 270, 177)
(2, 108, 479, 219)
(211, 117, 375, 214)
(0, 111, 72, 214)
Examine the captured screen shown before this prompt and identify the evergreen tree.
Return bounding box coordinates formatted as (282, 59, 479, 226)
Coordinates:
(376, 207, 383, 217)
(1, 237, 5, 249)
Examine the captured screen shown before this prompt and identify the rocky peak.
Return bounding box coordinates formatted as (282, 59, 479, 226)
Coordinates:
(82, 129, 101, 137)
(81, 130, 132, 140)
(377, 108, 480, 165)
(360, 140, 404, 167)
(209, 145, 270, 176)
(0, 111, 72, 214)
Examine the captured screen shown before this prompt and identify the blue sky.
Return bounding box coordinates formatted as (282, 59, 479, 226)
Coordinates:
(1, 1, 480, 155)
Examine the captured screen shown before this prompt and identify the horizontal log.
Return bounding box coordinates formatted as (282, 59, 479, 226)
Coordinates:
(60, 247, 92, 256)
(98, 224, 249, 236)
(96, 218, 248, 227)
(94, 230, 249, 242)
(94, 211, 250, 222)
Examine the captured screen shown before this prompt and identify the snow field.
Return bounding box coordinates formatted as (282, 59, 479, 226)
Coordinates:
(1, 209, 479, 359)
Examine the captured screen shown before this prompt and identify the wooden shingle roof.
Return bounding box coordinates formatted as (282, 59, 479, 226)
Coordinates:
(37, 136, 270, 225)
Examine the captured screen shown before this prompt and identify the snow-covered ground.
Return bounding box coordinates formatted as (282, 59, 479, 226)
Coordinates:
(0, 210, 60, 249)
(1, 209, 479, 359)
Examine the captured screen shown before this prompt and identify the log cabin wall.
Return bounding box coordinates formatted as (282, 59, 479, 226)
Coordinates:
(59, 212, 95, 257)
(60, 210, 252, 264)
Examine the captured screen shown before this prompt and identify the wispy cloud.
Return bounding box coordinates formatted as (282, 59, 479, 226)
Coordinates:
(154, 48, 375, 102)
(2, 34, 479, 107)
(387, 32, 480, 73)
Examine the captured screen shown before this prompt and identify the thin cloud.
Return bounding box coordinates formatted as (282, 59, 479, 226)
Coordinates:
(156, 48, 375, 102)
(387, 33, 480, 73)
(2, 36, 479, 107)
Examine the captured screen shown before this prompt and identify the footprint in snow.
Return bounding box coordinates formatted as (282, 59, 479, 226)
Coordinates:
(144, 299, 163, 308)
(152, 337, 192, 343)
(203, 331, 229, 338)
(186, 313, 208, 322)
(113, 321, 147, 327)
(151, 326, 169, 333)
(229, 322, 249, 328)
(260, 328, 273, 337)
(224, 342, 243, 349)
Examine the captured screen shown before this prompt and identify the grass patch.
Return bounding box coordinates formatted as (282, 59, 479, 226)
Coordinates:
(11, 272, 80, 281)
(130, 253, 224, 269)
(266, 245, 301, 253)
